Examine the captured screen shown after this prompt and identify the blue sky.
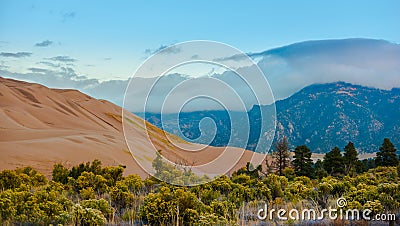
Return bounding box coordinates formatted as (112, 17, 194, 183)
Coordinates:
(1, 0, 399, 81)
(1, 1, 400, 112)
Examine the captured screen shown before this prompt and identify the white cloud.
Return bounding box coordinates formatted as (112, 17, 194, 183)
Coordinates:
(256, 38, 400, 100)
(2, 38, 400, 113)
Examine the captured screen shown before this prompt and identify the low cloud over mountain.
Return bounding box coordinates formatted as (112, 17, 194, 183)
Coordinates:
(1, 38, 400, 112)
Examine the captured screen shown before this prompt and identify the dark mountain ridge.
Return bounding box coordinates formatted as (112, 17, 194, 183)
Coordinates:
(142, 82, 400, 153)
(267, 82, 400, 152)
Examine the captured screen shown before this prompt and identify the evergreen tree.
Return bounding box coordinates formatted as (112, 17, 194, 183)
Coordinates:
(323, 147, 344, 176)
(292, 145, 314, 178)
(272, 136, 291, 176)
(361, 158, 376, 171)
(343, 142, 358, 175)
(376, 138, 398, 167)
(314, 159, 328, 179)
(355, 159, 367, 174)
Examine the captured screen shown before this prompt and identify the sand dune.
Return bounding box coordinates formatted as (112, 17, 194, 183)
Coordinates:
(0, 77, 263, 178)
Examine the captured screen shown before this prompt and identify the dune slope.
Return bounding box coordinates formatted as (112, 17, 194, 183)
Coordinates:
(0, 77, 262, 178)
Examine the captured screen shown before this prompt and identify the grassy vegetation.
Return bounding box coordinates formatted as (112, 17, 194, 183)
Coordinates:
(0, 139, 399, 225)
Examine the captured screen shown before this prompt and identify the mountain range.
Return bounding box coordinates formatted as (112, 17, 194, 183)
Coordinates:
(142, 82, 400, 153)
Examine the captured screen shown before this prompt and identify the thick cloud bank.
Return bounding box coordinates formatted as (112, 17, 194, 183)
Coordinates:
(2, 38, 400, 112)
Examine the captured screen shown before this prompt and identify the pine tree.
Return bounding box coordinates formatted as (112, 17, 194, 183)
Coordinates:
(292, 145, 314, 177)
(272, 136, 291, 176)
(376, 138, 398, 167)
(314, 159, 328, 179)
(323, 147, 344, 176)
(343, 142, 358, 175)
(361, 158, 376, 171)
